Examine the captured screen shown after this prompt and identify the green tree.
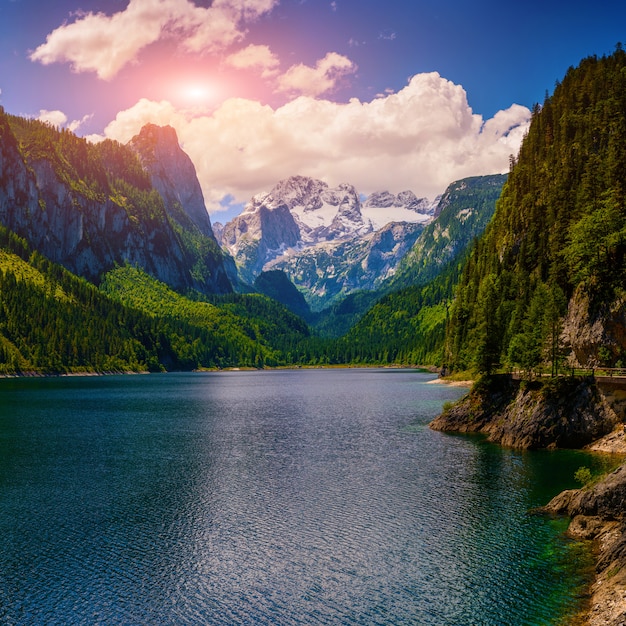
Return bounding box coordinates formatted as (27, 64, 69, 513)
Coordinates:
(473, 274, 501, 374)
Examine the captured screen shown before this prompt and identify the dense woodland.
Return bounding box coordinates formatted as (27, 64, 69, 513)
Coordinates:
(0, 49, 624, 375)
(0, 227, 313, 374)
(445, 47, 626, 375)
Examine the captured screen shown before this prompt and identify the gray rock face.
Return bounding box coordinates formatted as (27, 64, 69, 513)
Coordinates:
(221, 202, 301, 282)
(364, 190, 434, 214)
(129, 124, 215, 238)
(0, 114, 231, 293)
(324, 184, 369, 241)
(364, 191, 396, 208)
(269, 176, 328, 213)
(430, 375, 619, 449)
(221, 175, 431, 300)
(563, 286, 626, 368)
(545, 464, 626, 521)
(267, 220, 424, 310)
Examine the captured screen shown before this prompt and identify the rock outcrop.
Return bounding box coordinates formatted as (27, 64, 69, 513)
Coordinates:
(363, 189, 434, 215)
(562, 285, 626, 368)
(541, 465, 626, 626)
(128, 124, 215, 239)
(430, 375, 619, 449)
(220, 202, 301, 282)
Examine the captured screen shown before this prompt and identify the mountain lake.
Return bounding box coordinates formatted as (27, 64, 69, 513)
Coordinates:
(0, 369, 608, 624)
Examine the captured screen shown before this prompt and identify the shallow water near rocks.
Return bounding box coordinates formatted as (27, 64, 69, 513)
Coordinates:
(0, 369, 605, 624)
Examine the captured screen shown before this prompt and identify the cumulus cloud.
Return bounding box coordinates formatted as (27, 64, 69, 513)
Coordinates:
(97, 72, 531, 214)
(37, 109, 93, 132)
(276, 52, 357, 97)
(224, 46, 357, 97)
(225, 44, 280, 78)
(37, 109, 68, 128)
(30, 0, 279, 80)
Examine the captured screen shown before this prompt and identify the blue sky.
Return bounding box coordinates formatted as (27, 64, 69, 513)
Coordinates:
(1, 0, 625, 220)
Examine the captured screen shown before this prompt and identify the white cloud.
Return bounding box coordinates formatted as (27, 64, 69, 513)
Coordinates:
(68, 113, 95, 133)
(36, 109, 93, 132)
(225, 44, 280, 78)
(30, 0, 279, 80)
(224, 46, 357, 97)
(37, 109, 68, 128)
(98, 72, 531, 215)
(276, 52, 357, 97)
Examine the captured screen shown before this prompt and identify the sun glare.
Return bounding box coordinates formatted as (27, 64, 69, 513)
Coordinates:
(182, 83, 213, 103)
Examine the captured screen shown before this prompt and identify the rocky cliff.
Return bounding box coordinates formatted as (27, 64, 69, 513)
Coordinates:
(0, 111, 231, 294)
(430, 375, 620, 449)
(128, 124, 215, 239)
(562, 286, 626, 369)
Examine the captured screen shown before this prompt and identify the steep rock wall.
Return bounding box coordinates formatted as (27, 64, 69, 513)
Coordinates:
(0, 113, 231, 293)
(430, 375, 619, 449)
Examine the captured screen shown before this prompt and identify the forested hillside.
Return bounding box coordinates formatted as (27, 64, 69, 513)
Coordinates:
(335, 259, 462, 365)
(445, 48, 626, 374)
(386, 174, 506, 290)
(16, 54, 623, 375)
(0, 225, 312, 374)
(307, 175, 506, 341)
(101, 266, 310, 368)
(0, 226, 185, 373)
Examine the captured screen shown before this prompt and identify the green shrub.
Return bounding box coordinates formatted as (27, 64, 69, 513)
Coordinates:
(574, 466, 592, 486)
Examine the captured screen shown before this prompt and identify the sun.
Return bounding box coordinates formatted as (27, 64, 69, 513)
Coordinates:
(184, 84, 212, 101)
(174, 80, 217, 106)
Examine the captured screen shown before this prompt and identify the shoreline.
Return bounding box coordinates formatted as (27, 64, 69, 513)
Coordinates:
(430, 376, 626, 626)
(0, 363, 437, 380)
(548, 425, 626, 625)
(426, 377, 473, 387)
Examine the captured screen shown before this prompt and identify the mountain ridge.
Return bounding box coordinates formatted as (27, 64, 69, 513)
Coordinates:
(0, 111, 231, 294)
(217, 174, 507, 309)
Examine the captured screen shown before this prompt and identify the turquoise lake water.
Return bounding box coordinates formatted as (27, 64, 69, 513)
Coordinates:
(0, 369, 606, 624)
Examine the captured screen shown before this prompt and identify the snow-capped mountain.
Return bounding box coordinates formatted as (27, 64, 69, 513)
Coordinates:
(362, 190, 437, 228)
(218, 175, 436, 285)
(216, 174, 506, 310)
(266, 220, 426, 310)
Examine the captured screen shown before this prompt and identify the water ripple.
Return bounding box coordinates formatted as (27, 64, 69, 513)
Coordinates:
(0, 370, 596, 625)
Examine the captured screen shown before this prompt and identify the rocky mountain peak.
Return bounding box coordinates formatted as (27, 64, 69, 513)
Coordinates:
(363, 191, 396, 208)
(364, 190, 435, 215)
(270, 175, 329, 212)
(326, 184, 369, 239)
(221, 175, 441, 286)
(129, 124, 214, 238)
